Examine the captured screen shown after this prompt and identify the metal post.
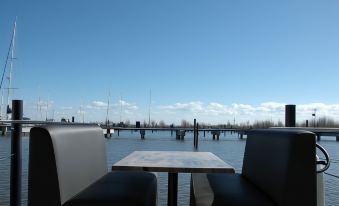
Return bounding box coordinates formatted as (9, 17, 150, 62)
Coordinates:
(10, 100, 22, 206)
(196, 123, 199, 149)
(285, 105, 296, 127)
(168, 173, 178, 206)
(306, 120, 309, 127)
(193, 119, 197, 149)
(193, 121, 199, 149)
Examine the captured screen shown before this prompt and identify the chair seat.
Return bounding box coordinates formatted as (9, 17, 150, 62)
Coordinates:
(64, 171, 157, 206)
(191, 173, 276, 206)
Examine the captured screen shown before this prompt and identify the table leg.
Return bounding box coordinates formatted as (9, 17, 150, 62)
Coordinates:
(168, 172, 178, 206)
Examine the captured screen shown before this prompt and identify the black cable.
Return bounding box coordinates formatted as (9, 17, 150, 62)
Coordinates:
(320, 158, 339, 164)
(325, 172, 339, 179)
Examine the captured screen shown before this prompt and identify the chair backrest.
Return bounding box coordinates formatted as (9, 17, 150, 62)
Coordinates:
(28, 124, 107, 206)
(242, 129, 316, 206)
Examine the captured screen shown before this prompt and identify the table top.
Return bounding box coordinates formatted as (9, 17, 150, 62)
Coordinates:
(112, 151, 235, 173)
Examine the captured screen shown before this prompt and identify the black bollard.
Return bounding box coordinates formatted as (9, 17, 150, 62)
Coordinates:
(10, 100, 22, 206)
(306, 120, 309, 127)
(285, 105, 296, 127)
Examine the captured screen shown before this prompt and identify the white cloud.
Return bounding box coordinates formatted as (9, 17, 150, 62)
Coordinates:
(259, 102, 285, 111)
(159, 101, 339, 123)
(87, 101, 108, 109)
(160, 101, 203, 112)
(114, 100, 138, 111)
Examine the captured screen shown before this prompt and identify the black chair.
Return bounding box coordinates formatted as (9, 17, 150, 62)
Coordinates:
(190, 129, 316, 206)
(28, 125, 157, 206)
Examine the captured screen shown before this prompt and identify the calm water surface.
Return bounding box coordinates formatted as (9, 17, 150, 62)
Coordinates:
(0, 131, 338, 205)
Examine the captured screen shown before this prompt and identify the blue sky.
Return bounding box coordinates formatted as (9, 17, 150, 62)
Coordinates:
(1, 0, 339, 124)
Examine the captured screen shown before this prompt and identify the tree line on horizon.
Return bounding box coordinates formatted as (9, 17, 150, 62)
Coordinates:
(104, 116, 339, 129)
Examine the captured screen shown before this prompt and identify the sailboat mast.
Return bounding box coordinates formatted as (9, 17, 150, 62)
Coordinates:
(7, 18, 17, 120)
(119, 95, 122, 123)
(80, 97, 84, 123)
(148, 89, 151, 127)
(0, 90, 3, 119)
(105, 90, 110, 125)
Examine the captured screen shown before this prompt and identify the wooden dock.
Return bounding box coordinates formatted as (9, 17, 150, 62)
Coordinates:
(102, 126, 247, 140)
(271, 127, 339, 141)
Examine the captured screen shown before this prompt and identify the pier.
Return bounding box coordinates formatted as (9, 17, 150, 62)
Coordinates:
(102, 126, 248, 140)
(2, 123, 339, 142)
(272, 127, 339, 142)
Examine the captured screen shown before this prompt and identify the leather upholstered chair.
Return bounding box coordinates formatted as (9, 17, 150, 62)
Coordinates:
(190, 129, 316, 206)
(28, 125, 157, 206)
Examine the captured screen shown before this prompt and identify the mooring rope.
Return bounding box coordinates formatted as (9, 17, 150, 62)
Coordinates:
(325, 172, 339, 179)
(0, 154, 14, 161)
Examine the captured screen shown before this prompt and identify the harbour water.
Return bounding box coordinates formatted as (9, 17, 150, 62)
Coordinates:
(0, 131, 339, 205)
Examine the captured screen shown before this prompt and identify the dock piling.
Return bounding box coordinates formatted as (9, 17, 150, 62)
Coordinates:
(285, 104, 296, 127)
(10, 100, 22, 206)
(176, 130, 185, 140)
(2, 126, 7, 136)
(105, 128, 112, 138)
(193, 119, 198, 149)
(211, 131, 220, 140)
(140, 130, 145, 139)
(317, 134, 321, 141)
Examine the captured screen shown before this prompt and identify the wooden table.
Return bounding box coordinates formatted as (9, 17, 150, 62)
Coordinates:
(112, 151, 235, 206)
